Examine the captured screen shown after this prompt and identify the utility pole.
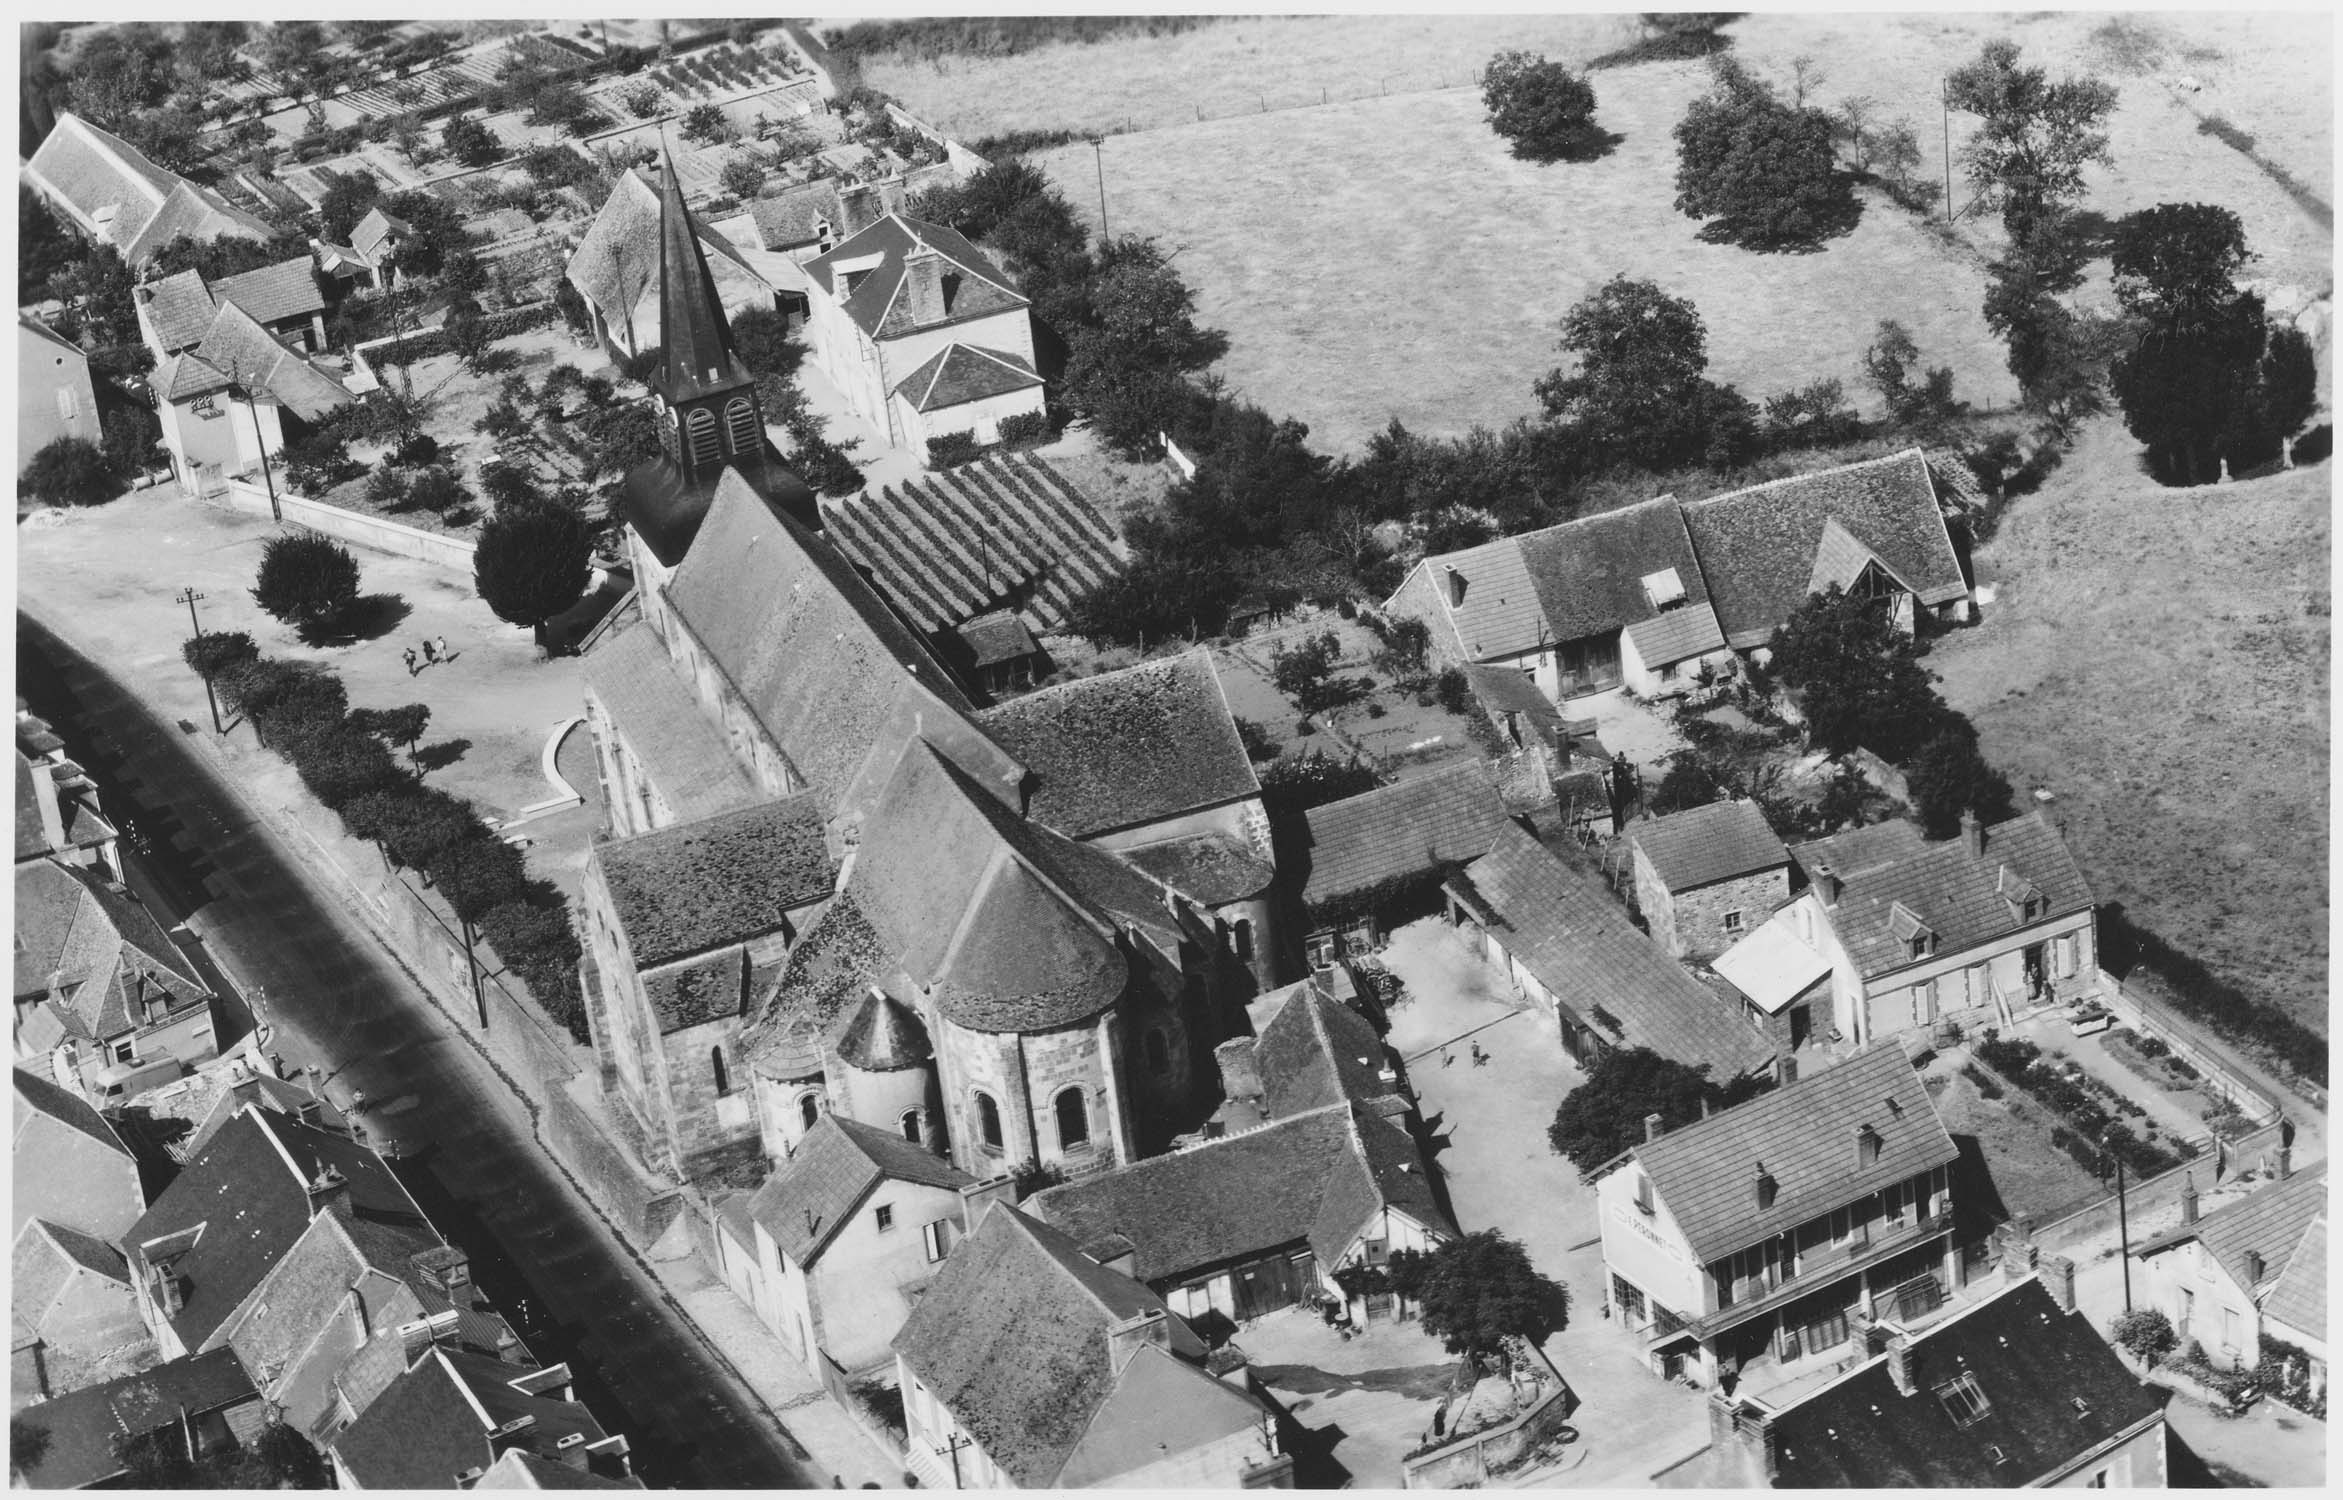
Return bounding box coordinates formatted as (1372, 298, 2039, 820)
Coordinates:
(2109, 1135, 2133, 1311)
(1941, 78, 1955, 226)
(1089, 136, 1109, 242)
(177, 586, 224, 733)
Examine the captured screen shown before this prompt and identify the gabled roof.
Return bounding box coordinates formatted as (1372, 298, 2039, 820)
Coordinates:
(748, 178, 841, 250)
(594, 792, 830, 970)
(1033, 1102, 1446, 1285)
(186, 298, 351, 422)
(638, 949, 748, 1035)
(352, 206, 412, 260)
(330, 1348, 610, 1490)
(476, 1448, 644, 1489)
(143, 268, 223, 352)
(892, 342, 1043, 411)
(1711, 908, 1832, 1015)
(892, 1204, 1217, 1488)
(1054, 1339, 1270, 1486)
(1628, 797, 1790, 893)
(1118, 833, 1277, 906)
(1762, 1277, 2167, 1487)
(14, 857, 209, 1040)
(211, 256, 328, 327)
(2260, 1213, 2326, 1346)
(122, 1107, 424, 1349)
(2135, 1164, 2329, 1300)
(7, 1347, 256, 1489)
(1790, 813, 2094, 980)
(1298, 760, 1514, 909)
(1680, 448, 1967, 649)
(1621, 601, 1728, 670)
(1629, 1043, 1956, 1264)
(977, 651, 1260, 839)
(24, 113, 272, 260)
(13, 1063, 134, 1157)
(565, 169, 761, 369)
(1460, 824, 1777, 1080)
(661, 472, 982, 808)
(122, 181, 276, 265)
(805, 213, 1026, 341)
(581, 623, 760, 823)
(741, 893, 894, 1080)
(1250, 981, 1400, 1119)
(748, 1112, 972, 1266)
(18, 312, 85, 360)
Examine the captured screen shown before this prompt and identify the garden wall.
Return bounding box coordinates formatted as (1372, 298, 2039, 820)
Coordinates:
(543, 1083, 685, 1246)
(220, 478, 478, 571)
(2025, 1117, 2290, 1260)
(2099, 971, 2285, 1126)
(1400, 1380, 1576, 1489)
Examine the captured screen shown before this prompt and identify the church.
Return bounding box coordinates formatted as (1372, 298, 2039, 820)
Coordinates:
(575, 167, 1279, 1190)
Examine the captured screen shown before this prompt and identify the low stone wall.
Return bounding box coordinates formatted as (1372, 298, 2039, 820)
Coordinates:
(2099, 972, 2284, 1126)
(1400, 1378, 1575, 1489)
(219, 478, 478, 571)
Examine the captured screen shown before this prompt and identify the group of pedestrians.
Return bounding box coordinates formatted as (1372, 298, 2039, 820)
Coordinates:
(402, 635, 457, 677)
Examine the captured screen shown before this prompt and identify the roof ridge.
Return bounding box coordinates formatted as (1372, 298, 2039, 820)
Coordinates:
(1679, 447, 1930, 510)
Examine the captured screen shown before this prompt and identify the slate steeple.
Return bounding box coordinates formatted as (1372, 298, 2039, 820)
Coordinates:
(654, 152, 750, 410)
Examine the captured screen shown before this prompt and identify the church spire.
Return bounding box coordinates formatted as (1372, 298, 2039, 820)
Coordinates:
(654, 151, 744, 406)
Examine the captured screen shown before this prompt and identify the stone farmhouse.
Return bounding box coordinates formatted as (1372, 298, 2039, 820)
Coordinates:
(1627, 797, 1795, 964)
(1386, 449, 1973, 712)
(22, 112, 274, 267)
(2133, 1161, 2327, 1376)
(1295, 758, 1518, 969)
(1592, 1043, 1961, 1396)
(1700, 1274, 2170, 1487)
(893, 1202, 1290, 1489)
(18, 314, 101, 473)
(137, 256, 331, 360)
(804, 208, 1046, 455)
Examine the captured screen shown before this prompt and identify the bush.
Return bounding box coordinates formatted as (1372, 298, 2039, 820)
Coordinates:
(390, 431, 442, 467)
(22, 436, 121, 507)
(1959, 1062, 2004, 1100)
(405, 466, 472, 515)
(1481, 50, 1606, 163)
(442, 114, 501, 168)
(996, 409, 1053, 449)
(250, 533, 363, 638)
(2111, 1308, 2178, 1364)
(479, 901, 585, 1040)
(364, 466, 411, 510)
(1435, 667, 1471, 715)
(925, 430, 983, 469)
(181, 631, 260, 681)
(1673, 57, 1853, 249)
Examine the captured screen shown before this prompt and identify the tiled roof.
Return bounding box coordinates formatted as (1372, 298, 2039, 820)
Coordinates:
(352, 206, 411, 260)
(2136, 1164, 2329, 1300)
(24, 113, 272, 260)
(834, 989, 932, 1070)
(1298, 759, 1513, 909)
(564, 169, 760, 362)
(741, 892, 892, 1079)
(187, 299, 350, 422)
(662, 472, 980, 808)
(1054, 1340, 1269, 1488)
(14, 858, 210, 1043)
(892, 342, 1043, 411)
(1628, 797, 1789, 892)
(155, 349, 232, 403)
(8, 1347, 256, 1489)
(748, 1112, 971, 1266)
(749, 179, 840, 249)
(1622, 601, 1727, 669)
(891, 1204, 1209, 1488)
(211, 256, 328, 326)
(582, 624, 759, 823)
(951, 610, 1038, 668)
(122, 181, 277, 265)
(1251, 982, 1399, 1119)
(805, 213, 1027, 341)
(122, 1108, 424, 1350)
(331, 1349, 609, 1490)
(1034, 1102, 1445, 1283)
(1680, 448, 1967, 648)
(1764, 1278, 2168, 1487)
(2260, 1213, 2325, 1345)
(640, 949, 747, 1035)
(821, 451, 1126, 635)
(977, 651, 1259, 839)
(1118, 833, 1277, 905)
(1790, 813, 2094, 980)
(1404, 531, 1544, 660)
(593, 793, 831, 969)
(143, 268, 222, 352)
(1711, 909, 1831, 1015)
(477, 1449, 644, 1489)
(1460, 824, 1776, 1080)
(12, 1063, 133, 1157)
(1462, 662, 1566, 747)
(1630, 1043, 1955, 1264)
(23, 1216, 130, 1285)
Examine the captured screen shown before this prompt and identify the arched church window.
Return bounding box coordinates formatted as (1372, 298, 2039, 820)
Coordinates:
(798, 1091, 823, 1130)
(900, 1109, 922, 1144)
(685, 407, 721, 466)
(1055, 1087, 1090, 1150)
(725, 396, 760, 455)
(975, 1091, 1004, 1151)
(711, 1047, 730, 1097)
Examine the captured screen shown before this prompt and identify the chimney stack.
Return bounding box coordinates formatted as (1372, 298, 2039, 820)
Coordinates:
(1106, 1308, 1170, 1371)
(151, 1263, 187, 1316)
(2276, 1142, 2293, 1180)
(1960, 810, 1984, 857)
(2181, 1172, 2199, 1225)
(1776, 1055, 1799, 1087)
(1706, 1393, 1780, 1485)
(958, 1174, 1018, 1225)
(1645, 1112, 1664, 1143)
(900, 244, 947, 327)
(307, 1165, 352, 1221)
(2244, 1249, 2266, 1285)
(1885, 1333, 1916, 1396)
(837, 180, 880, 237)
(1445, 566, 1466, 608)
(2040, 1252, 2077, 1313)
(1813, 863, 1841, 906)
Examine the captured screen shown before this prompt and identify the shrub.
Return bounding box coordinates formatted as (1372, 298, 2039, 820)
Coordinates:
(2111, 1308, 2177, 1364)
(1435, 667, 1471, 715)
(925, 430, 983, 469)
(250, 534, 363, 637)
(22, 436, 121, 507)
(442, 114, 501, 168)
(618, 347, 665, 386)
(1481, 50, 1606, 163)
(181, 631, 259, 682)
(390, 431, 442, 467)
(405, 466, 472, 515)
(478, 901, 585, 1040)
(474, 498, 593, 646)
(1673, 57, 1853, 249)
(364, 467, 411, 510)
(1959, 1062, 2004, 1100)
(996, 409, 1053, 449)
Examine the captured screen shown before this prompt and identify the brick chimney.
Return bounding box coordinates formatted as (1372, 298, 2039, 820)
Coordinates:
(1106, 1308, 1170, 1371)
(1645, 1112, 1664, 1143)
(1996, 1218, 2038, 1279)
(307, 1165, 351, 1221)
(2244, 1249, 2266, 1285)
(1812, 862, 1841, 906)
(836, 180, 881, 237)
(900, 244, 948, 327)
(2277, 1141, 2293, 1179)
(2181, 1172, 2199, 1225)
(1885, 1332, 1916, 1395)
(1961, 810, 1984, 857)
(1706, 1393, 1779, 1485)
(2040, 1252, 2077, 1313)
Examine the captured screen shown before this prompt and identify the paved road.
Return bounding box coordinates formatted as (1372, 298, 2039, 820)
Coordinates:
(18, 617, 814, 1489)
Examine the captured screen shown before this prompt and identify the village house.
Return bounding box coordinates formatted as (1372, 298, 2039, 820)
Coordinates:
(1295, 758, 1519, 971)
(566, 165, 779, 365)
(1626, 798, 1794, 963)
(22, 112, 276, 266)
(2258, 1211, 2326, 1406)
(1446, 823, 1779, 1083)
(714, 1112, 979, 1377)
(7, 1346, 265, 1489)
(150, 300, 353, 494)
(803, 199, 1046, 456)
(136, 256, 330, 361)
(1386, 495, 1735, 703)
(1208, 975, 1405, 1133)
(1700, 1272, 2170, 1487)
(13, 856, 218, 1105)
(893, 1201, 1291, 1489)
(348, 206, 412, 289)
(18, 315, 102, 472)
(328, 1349, 635, 1490)
(1710, 905, 1835, 1060)
(16, 708, 121, 879)
(1788, 811, 2098, 1047)
(121, 1106, 526, 1444)
(11, 1066, 145, 1242)
(13, 1213, 150, 1406)
(2133, 1161, 2327, 1376)
(1592, 1043, 1961, 1395)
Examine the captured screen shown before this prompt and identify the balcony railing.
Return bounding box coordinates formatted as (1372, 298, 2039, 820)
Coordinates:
(1686, 1211, 1953, 1340)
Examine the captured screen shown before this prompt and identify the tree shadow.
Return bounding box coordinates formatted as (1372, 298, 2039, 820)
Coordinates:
(321, 593, 413, 645)
(1516, 129, 1627, 165)
(1695, 179, 1865, 254)
(2064, 207, 2120, 258)
(413, 737, 471, 773)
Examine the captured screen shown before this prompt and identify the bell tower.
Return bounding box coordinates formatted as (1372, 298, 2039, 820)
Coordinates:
(650, 155, 765, 479)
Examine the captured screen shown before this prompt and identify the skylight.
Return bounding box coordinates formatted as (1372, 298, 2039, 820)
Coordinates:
(1935, 1372, 1991, 1429)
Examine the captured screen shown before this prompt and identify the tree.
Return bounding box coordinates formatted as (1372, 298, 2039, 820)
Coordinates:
(1905, 723, 2015, 838)
(718, 153, 768, 200)
(278, 716, 409, 809)
(1549, 1046, 1755, 1171)
(479, 901, 585, 1037)
(2111, 1308, 2178, 1365)
(19, 186, 79, 302)
(681, 103, 732, 144)
(22, 437, 121, 508)
(1944, 39, 2118, 246)
(474, 499, 593, 649)
(434, 837, 529, 924)
(1061, 239, 1229, 458)
(349, 703, 431, 760)
(1408, 1230, 1569, 1372)
(281, 426, 361, 493)
(182, 631, 261, 682)
(729, 306, 800, 378)
(346, 786, 478, 871)
(572, 401, 663, 482)
(1534, 276, 1755, 471)
(1256, 750, 1382, 814)
(405, 466, 473, 515)
(250, 534, 363, 638)
(1673, 57, 1852, 249)
(316, 168, 384, 246)
(1271, 631, 1348, 712)
(1863, 320, 1962, 429)
(379, 191, 476, 280)
(1765, 585, 1949, 762)
(2110, 203, 2253, 330)
(1481, 50, 1605, 162)
(442, 115, 502, 169)
(619, 81, 667, 119)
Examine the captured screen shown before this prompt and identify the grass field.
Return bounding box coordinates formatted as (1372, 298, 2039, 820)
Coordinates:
(1929, 1065, 2104, 1225)
(1930, 419, 2331, 1037)
(862, 12, 2329, 455)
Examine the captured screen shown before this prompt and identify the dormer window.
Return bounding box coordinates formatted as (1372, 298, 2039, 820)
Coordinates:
(1936, 1372, 1991, 1428)
(1641, 568, 1687, 611)
(1888, 902, 1934, 960)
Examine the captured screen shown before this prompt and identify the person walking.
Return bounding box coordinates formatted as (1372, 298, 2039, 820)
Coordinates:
(403, 646, 418, 677)
(434, 634, 453, 663)
(421, 638, 439, 666)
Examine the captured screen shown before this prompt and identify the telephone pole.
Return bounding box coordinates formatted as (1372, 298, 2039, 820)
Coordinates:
(175, 586, 206, 640)
(1089, 135, 1109, 242)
